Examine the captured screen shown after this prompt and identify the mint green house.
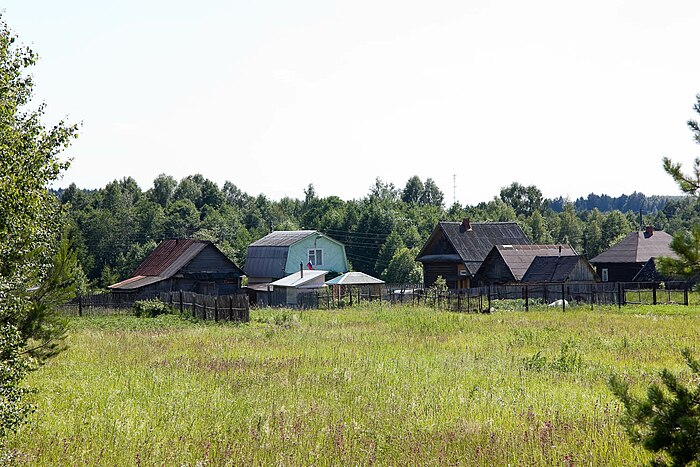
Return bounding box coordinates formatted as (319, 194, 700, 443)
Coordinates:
(244, 230, 349, 285)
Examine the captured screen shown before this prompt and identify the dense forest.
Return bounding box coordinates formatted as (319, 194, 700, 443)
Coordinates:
(56, 175, 700, 290)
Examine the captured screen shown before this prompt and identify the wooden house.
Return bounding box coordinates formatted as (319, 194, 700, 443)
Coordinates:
(476, 244, 577, 285)
(109, 239, 245, 298)
(416, 218, 530, 289)
(589, 227, 676, 282)
(244, 230, 349, 285)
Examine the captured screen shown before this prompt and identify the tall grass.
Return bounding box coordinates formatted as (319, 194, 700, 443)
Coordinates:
(7, 303, 700, 465)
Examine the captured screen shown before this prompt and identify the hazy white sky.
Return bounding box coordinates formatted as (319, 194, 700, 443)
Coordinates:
(4, 1, 700, 204)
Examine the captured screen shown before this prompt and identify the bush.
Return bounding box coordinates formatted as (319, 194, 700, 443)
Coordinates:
(610, 349, 700, 466)
(132, 299, 173, 318)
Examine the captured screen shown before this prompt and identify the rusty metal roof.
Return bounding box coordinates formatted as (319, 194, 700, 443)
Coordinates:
(134, 239, 208, 276)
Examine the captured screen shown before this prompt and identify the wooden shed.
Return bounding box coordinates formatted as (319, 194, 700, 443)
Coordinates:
(109, 239, 244, 299)
(476, 244, 576, 285)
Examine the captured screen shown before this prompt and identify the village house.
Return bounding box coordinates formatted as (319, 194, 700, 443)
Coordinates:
(589, 226, 676, 282)
(109, 239, 245, 298)
(416, 218, 530, 289)
(244, 229, 349, 288)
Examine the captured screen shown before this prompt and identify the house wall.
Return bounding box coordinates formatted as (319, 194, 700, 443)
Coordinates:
(594, 262, 643, 282)
(285, 234, 349, 274)
(424, 263, 459, 289)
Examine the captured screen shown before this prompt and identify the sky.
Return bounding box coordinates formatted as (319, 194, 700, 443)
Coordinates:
(3, 1, 700, 204)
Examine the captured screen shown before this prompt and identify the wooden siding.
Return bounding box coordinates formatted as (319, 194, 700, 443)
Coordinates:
(595, 262, 643, 283)
(181, 245, 242, 276)
(477, 255, 514, 285)
(424, 263, 459, 289)
(569, 258, 598, 282)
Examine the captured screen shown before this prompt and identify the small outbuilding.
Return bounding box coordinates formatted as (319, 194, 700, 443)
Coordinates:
(268, 269, 329, 307)
(325, 271, 385, 303)
(521, 255, 598, 283)
(476, 244, 577, 285)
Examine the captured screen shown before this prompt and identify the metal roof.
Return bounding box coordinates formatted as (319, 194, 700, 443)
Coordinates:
(244, 246, 289, 279)
(134, 239, 207, 276)
(417, 221, 530, 276)
(590, 230, 676, 264)
(110, 239, 244, 290)
(487, 244, 576, 281)
(521, 256, 585, 283)
(249, 230, 317, 247)
(325, 272, 385, 286)
(270, 270, 328, 288)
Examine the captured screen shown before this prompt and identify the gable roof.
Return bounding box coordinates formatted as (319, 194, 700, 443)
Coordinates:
(110, 239, 243, 290)
(325, 271, 385, 286)
(479, 244, 576, 282)
(417, 221, 531, 275)
(522, 255, 589, 283)
(590, 230, 676, 264)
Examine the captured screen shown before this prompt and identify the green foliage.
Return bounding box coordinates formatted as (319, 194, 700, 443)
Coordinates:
(657, 226, 700, 280)
(382, 247, 423, 283)
(0, 15, 77, 437)
(0, 325, 35, 438)
(132, 299, 173, 318)
(499, 182, 546, 217)
(610, 349, 700, 466)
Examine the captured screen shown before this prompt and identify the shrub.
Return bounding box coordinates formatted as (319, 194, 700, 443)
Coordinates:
(610, 349, 700, 466)
(132, 299, 173, 318)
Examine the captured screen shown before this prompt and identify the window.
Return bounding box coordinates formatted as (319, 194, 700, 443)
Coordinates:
(308, 249, 323, 266)
(601, 268, 609, 282)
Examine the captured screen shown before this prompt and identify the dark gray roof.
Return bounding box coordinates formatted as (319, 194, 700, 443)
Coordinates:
(244, 246, 289, 280)
(521, 256, 583, 283)
(250, 230, 316, 247)
(482, 244, 576, 281)
(631, 258, 677, 282)
(590, 230, 676, 264)
(417, 221, 530, 276)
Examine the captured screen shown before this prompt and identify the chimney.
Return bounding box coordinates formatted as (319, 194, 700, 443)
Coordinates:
(558, 245, 562, 257)
(462, 217, 472, 231)
(300, 262, 303, 278)
(644, 226, 654, 238)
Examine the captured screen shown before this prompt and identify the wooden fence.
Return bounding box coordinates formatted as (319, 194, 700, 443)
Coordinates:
(160, 291, 249, 322)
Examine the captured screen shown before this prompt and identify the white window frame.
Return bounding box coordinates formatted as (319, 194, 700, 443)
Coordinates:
(601, 268, 609, 282)
(308, 248, 323, 267)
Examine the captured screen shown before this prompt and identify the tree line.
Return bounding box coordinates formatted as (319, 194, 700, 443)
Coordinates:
(56, 173, 700, 290)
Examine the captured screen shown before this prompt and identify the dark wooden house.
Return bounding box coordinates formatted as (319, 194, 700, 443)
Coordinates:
(476, 244, 577, 285)
(416, 218, 530, 289)
(109, 239, 244, 299)
(589, 227, 676, 282)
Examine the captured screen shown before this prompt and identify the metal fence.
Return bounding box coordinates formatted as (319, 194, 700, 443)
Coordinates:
(289, 281, 691, 312)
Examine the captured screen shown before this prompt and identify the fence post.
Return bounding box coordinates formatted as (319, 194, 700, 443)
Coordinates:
(78, 295, 83, 317)
(179, 290, 184, 315)
(524, 285, 528, 312)
(214, 298, 218, 322)
(617, 282, 622, 309)
(684, 284, 689, 306)
(652, 282, 657, 305)
(487, 285, 491, 312)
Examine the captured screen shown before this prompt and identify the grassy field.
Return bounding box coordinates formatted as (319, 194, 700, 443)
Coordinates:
(6, 302, 700, 465)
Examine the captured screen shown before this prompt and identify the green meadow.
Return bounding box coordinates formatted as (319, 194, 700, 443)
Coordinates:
(7, 302, 700, 465)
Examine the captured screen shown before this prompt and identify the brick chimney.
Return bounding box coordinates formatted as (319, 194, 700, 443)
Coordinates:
(462, 217, 472, 231)
(644, 226, 654, 238)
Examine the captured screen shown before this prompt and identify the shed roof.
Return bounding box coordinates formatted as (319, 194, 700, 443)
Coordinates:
(417, 221, 530, 275)
(521, 256, 586, 283)
(270, 270, 328, 288)
(590, 230, 675, 264)
(325, 272, 385, 286)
